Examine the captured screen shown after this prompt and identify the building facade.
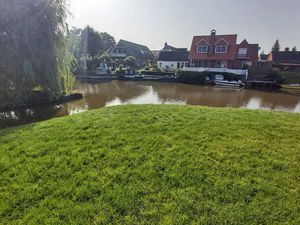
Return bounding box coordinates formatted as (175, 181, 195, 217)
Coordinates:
(157, 43, 189, 71)
(188, 30, 259, 69)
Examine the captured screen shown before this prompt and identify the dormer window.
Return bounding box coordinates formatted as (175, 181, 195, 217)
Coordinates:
(215, 45, 227, 53)
(197, 45, 208, 53)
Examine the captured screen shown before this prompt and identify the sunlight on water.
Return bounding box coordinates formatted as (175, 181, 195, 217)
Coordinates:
(245, 97, 262, 110)
(294, 101, 300, 113)
(106, 86, 186, 106)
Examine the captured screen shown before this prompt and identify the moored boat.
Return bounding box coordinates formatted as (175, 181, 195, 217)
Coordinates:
(214, 80, 244, 87)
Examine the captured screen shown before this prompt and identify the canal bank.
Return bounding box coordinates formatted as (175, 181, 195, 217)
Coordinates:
(76, 73, 285, 88)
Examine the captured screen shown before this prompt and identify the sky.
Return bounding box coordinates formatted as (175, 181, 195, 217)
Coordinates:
(69, 0, 300, 52)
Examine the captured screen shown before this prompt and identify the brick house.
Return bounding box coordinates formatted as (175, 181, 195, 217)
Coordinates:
(188, 30, 259, 69)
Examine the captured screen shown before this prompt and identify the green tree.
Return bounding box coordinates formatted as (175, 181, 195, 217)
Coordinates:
(0, 0, 74, 107)
(292, 46, 297, 52)
(100, 32, 116, 51)
(124, 56, 137, 68)
(272, 39, 280, 52)
(80, 26, 103, 57)
(68, 27, 83, 59)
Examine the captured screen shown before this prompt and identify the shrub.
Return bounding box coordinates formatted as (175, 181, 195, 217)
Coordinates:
(124, 56, 137, 68)
(176, 71, 209, 84)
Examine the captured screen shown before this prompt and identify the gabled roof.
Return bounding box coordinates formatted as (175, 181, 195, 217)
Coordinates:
(196, 39, 210, 46)
(176, 48, 189, 52)
(161, 43, 177, 52)
(114, 39, 155, 60)
(215, 38, 230, 46)
(161, 43, 187, 52)
(158, 50, 189, 62)
(270, 51, 300, 65)
(189, 34, 238, 60)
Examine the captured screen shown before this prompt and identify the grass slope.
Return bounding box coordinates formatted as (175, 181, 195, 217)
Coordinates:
(0, 105, 299, 225)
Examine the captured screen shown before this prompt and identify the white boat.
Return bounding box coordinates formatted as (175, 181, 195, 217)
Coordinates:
(214, 80, 244, 87)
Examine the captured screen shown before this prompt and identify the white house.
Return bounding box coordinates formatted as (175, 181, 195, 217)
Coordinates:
(157, 48, 189, 71)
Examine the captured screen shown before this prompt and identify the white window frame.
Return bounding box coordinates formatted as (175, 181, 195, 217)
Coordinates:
(215, 45, 228, 53)
(196, 45, 208, 53)
(238, 48, 248, 56)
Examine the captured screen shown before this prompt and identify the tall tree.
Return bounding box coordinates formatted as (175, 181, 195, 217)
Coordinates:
(68, 27, 83, 59)
(68, 27, 116, 58)
(100, 32, 116, 51)
(292, 46, 297, 52)
(80, 26, 103, 57)
(0, 0, 74, 107)
(272, 39, 280, 52)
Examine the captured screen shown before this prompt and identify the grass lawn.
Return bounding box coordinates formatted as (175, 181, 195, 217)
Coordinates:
(0, 105, 299, 225)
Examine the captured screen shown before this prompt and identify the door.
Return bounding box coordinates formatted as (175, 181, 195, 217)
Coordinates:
(221, 60, 227, 68)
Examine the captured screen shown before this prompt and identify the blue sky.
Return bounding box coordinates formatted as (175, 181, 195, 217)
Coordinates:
(69, 0, 300, 52)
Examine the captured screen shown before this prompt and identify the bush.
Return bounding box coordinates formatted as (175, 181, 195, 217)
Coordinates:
(124, 56, 137, 68)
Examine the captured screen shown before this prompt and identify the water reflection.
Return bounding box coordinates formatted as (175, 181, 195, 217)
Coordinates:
(1, 81, 299, 128)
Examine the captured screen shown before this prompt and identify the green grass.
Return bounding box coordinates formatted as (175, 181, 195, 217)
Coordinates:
(0, 105, 299, 225)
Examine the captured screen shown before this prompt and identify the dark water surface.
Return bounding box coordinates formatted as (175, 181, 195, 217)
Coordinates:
(1, 81, 300, 128)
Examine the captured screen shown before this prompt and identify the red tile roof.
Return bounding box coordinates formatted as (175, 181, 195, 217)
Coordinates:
(189, 34, 238, 61)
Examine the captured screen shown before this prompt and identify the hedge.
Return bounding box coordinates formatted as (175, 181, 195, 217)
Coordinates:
(176, 70, 244, 84)
(140, 70, 175, 76)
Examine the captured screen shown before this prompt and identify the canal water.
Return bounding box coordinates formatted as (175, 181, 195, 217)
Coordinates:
(1, 80, 300, 128)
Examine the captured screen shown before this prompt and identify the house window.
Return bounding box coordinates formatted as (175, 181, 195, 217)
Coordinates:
(215, 45, 228, 53)
(115, 48, 126, 54)
(197, 45, 208, 53)
(238, 48, 248, 57)
(192, 60, 204, 68)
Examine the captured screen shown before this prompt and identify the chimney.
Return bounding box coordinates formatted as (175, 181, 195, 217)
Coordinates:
(211, 29, 216, 37)
(165, 42, 168, 48)
(209, 29, 217, 56)
(285, 47, 290, 52)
